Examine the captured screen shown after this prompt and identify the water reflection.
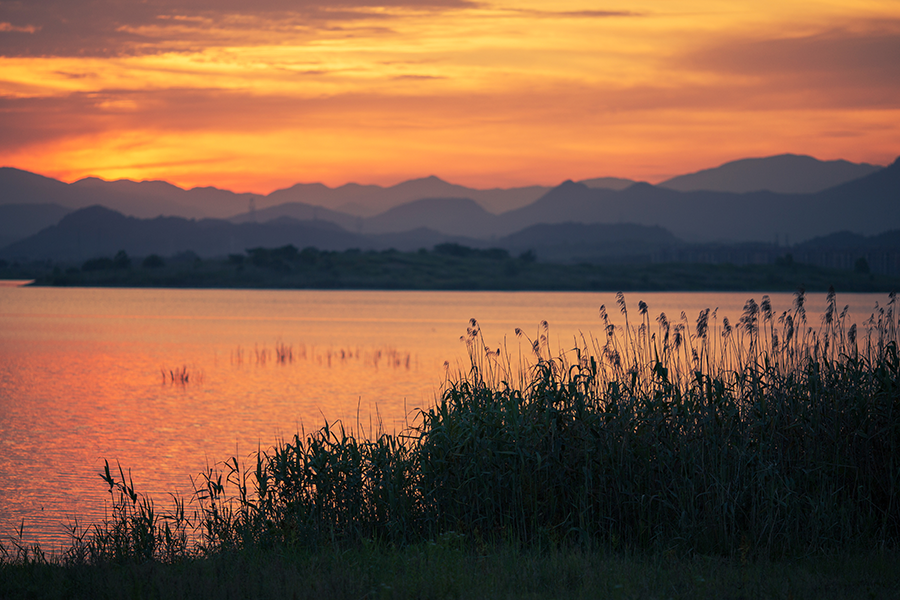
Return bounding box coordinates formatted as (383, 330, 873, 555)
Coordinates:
(0, 287, 890, 550)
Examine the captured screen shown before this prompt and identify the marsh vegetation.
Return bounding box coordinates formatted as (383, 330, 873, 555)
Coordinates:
(2, 289, 899, 597)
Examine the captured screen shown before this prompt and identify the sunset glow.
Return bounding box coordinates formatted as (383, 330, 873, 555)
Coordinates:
(1, 0, 898, 191)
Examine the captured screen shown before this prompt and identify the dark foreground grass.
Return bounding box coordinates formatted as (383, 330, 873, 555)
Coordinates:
(3, 544, 900, 600)
(2, 289, 899, 597)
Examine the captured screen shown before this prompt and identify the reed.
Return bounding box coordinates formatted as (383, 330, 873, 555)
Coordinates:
(231, 343, 412, 370)
(275, 341, 293, 364)
(3, 290, 898, 566)
(160, 365, 200, 385)
(420, 289, 899, 555)
(57, 461, 192, 566)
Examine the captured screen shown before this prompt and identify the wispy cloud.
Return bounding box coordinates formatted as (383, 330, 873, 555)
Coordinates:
(1, 1, 898, 189)
(0, 0, 475, 57)
(506, 9, 639, 18)
(0, 21, 39, 33)
(392, 73, 445, 79)
(680, 25, 900, 108)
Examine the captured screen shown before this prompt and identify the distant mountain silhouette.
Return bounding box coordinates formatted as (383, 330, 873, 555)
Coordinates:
(0, 205, 368, 261)
(69, 176, 257, 219)
(577, 177, 638, 190)
(497, 222, 680, 263)
(0, 167, 553, 232)
(360, 197, 500, 237)
(260, 175, 550, 217)
(0, 205, 493, 261)
(788, 229, 900, 275)
(366, 227, 486, 253)
(229, 201, 362, 232)
(0, 168, 72, 204)
(1, 154, 896, 253)
(659, 154, 881, 194)
(0, 203, 687, 264)
(6, 202, 899, 270)
(491, 158, 899, 242)
(0, 203, 71, 248)
(495, 180, 613, 236)
(0, 167, 257, 220)
(795, 229, 900, 251)
(264, 181, 388, 217)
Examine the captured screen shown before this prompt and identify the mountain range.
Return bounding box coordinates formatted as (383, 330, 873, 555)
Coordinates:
(1, 154, 897, 263)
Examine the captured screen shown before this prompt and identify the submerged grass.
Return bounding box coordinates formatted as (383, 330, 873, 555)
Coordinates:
(2, 289, 899, 585)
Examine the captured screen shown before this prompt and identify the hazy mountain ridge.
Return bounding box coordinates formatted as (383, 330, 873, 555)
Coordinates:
(0, 204, 680, 263)
(578, 177, 638, 190)
(795, 230, 900, 251)
(262, 176, 551, 217)
(0, 167, 256, 219)
(658, 154, 882, 194)
(229, 201, 363, 232)
(496, 157, 900, 243)
(0, 205, 368, 260)
(2, 153, 881, 224)
(1, 154, 896, 260)
(499, 222, 681, 263)
(360, 197, 500, 238)
(0, 203, 72, 248)
(0, 167, 552, 223)
(0, 205, 487, 261)
(4, 203, 899, 275)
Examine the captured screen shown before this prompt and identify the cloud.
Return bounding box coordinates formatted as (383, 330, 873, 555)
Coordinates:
(0, 21, 38, 33)
(392, 73, 445, 80)
(509, 9, 639, 18)
(3, 3, 898, 190)
(3, 82, 897, 191)
(0, 0, 476, 57)
(681, 26, 900, 108)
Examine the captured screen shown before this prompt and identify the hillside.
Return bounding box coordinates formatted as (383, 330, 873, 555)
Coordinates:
(659, 154, 882, 193)
(1, 155, 897, 260)
(0, 206, 369, 261)
(494, 158, 900, 243)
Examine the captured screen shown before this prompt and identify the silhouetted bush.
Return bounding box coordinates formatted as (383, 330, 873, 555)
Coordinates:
(82, 257, 115, 271)
(113, 250, 131, 269)
(434, 244, 509, 260)
(142, 254, 165, 269)
(855, 256, 871, 274)
(776, 253, 794, 266)
(247, 245, 300, 267)
(434, 243, 473, 257)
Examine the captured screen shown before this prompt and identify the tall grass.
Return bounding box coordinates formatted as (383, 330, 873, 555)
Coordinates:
(422, 289, 899, 555)
(3, 289, 898, 566)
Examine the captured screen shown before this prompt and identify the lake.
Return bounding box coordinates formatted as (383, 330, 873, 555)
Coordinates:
(0, 286, 888, 551)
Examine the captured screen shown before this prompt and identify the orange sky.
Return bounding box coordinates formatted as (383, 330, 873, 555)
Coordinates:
(1, 0, 899, 193)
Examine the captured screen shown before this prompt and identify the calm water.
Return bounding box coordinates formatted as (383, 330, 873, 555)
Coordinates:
(0, 286, 888, 551)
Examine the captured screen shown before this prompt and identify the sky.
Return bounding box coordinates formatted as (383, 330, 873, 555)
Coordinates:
(1, 0, 899, 193)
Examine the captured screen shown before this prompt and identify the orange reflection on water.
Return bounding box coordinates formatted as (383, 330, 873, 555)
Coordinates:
(0, 287, 888, 550)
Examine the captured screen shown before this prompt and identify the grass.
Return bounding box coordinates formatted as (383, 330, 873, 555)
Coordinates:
(3, 544, 900, 599)
(2, 288, 899, 597)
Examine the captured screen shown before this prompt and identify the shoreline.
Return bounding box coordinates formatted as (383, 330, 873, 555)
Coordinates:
(4, 258, 898, 293)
